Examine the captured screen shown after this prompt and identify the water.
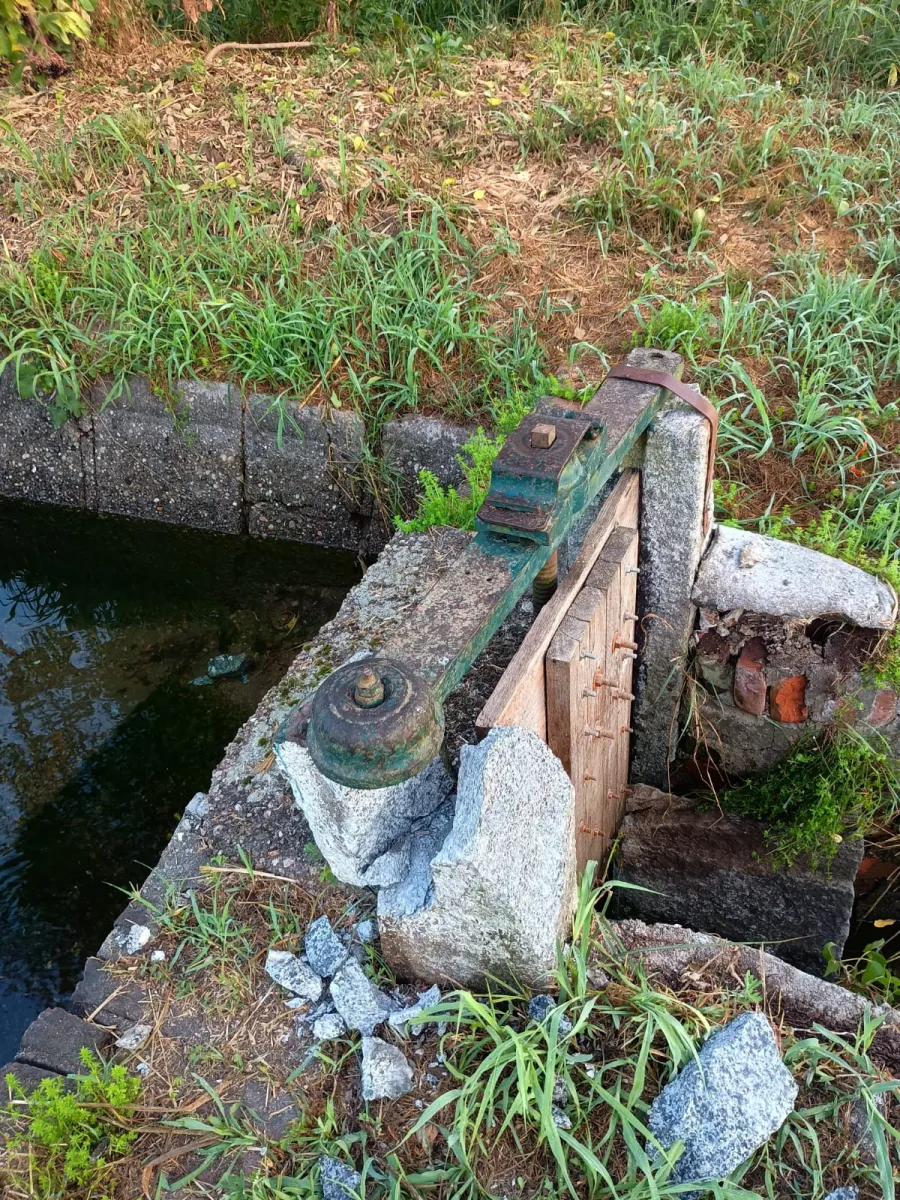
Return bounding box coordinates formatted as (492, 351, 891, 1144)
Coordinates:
(0, 499, 358, 1062)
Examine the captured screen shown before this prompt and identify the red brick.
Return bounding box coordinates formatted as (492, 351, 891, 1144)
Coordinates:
(868, 689, 897, 728)
(769, 675, 808, 723)
(734, 638, 767, 715)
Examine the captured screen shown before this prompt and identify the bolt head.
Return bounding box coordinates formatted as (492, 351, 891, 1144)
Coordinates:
(353, 667, 384, 708)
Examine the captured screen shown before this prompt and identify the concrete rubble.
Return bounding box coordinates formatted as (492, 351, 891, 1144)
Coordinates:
(319, 1154, 364, 1200)
(264, 950, 324, 1002)
(648, 1011, 798, 1186)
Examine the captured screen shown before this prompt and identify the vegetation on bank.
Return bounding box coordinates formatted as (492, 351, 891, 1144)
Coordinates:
(3, 865, 899, 1199)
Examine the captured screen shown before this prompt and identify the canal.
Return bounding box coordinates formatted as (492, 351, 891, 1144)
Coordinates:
(0, 499, 358, 1062)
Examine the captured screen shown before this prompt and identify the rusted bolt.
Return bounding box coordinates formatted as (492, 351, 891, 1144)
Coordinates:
(613, 635, 639, 652)
(532, 550, 558, 612)
(530, 422, 557, 449)
(585, 727, 616, 740)
(612, 689, 635, 701)
(353, 667, 385, 708)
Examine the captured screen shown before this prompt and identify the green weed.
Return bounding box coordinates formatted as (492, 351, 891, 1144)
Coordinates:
(717, 726, 900, 868)
(3, 1049, 141, 1197)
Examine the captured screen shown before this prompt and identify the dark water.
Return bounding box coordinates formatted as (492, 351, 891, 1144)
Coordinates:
(0, 500, 358, 1062)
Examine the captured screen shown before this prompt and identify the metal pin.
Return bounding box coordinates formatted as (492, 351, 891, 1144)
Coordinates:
(620, 724, 634, 734)
(622, 650, 638, 660)
(625, 565, 641, 574)
(580, 650, 597, 660)
(607, 790, 620, 801)
(584, 728, 616, 740)
(584, 773, 597, 782)
(613, 689, 635, 701)
(623, 611, 638, 621)
(582, 688, 597, 698)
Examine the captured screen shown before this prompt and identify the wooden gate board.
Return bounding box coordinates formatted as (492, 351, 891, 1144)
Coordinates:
(546, 526, 639, 870)
(475, 470, 640, 740)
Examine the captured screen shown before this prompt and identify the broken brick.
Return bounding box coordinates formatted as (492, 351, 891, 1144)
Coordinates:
(769, 675, 808, 723)
(867, 689, 898, 728)
(734, 638, 767, 715)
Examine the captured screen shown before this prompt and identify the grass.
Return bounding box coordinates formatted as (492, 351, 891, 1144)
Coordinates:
(0, 17, 897, 522)
(5, 863, 899, 1199)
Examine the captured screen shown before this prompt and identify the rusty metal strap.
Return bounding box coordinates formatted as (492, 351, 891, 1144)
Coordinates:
(606, 363, 718, 532)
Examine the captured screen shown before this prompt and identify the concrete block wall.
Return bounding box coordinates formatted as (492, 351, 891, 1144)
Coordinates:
(0, 369, 475, 553)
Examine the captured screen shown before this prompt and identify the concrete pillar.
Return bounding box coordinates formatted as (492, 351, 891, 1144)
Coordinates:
(631, 378, 713, 788)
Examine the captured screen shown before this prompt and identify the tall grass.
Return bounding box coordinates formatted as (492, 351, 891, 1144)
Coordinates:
(0, 195, 542, 428)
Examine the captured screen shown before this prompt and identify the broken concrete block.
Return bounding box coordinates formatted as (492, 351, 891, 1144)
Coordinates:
(770, 675, 808, 723)
(313, 1012, 348, 1042)
(115, 1024, 153, 1051)
(528, 994, 573, 1037)
(378, 726, 576, 988)
(2, 1061, 69, 1094)
(15, 1008, 113, 1075)
(614, 786, 862, 975)
(330, 958, 395, 1035)
(734, 638, 767, 715)
(305, 916, 348, 978)
(275, 735, 453, 888)
(693, 526, 898, 629)
(265, 950, 323, 1001)
(360, 1037, 414, 1101)
(387, 985, 441, 1035)
(648, 1011, 797, 1185)
(319, 1155, 363, 1200)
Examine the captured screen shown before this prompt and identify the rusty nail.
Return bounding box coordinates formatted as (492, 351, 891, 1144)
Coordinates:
(584, 773, 597, 782)
(620, 724, 634, 734)
(585, 727, 616, 740)
(623, 611, 638, 621)
(613, 689, 635, 701)
(353, 667, 385, 708)
(530, 422, 557, 449)
(607, 790, 620, 801)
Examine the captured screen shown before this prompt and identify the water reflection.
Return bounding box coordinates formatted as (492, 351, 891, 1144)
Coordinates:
(0, 500, 357, 1061)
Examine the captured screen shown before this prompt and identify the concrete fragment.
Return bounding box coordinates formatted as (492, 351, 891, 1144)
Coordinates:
(528, 994, 574, 1037)
(2, 1061, 69, 1094)
(330, 958, 394, 1035)
(319, 1155, 363, 1200)
(846, 1094, 884, 1164)
(116, 923, 153, 955)
(866, 689, 898, 728)
(207, 652, 252, 679)
(823, 1189, 857, 1200)
(733, 638, 767, 715)
(305, 915, 348, 977)
(70, 957, 146, 1029)
(15, 1008, 113, 1075)
(355, 919, 377, 944)
(693, 526, 898, 629)
(360, 1036, 414, 1101)
(648, 1012, 797, 1185)
(313, 1012, 348, 1042)
(115, 1024, 153, 1051)
(631, 348, 712, 787)
(382, 413, 474, 506)
(276, 733, 454, 888)
(551, 1105, 572, 1130)
(769, 674, 808, 723)
(379, 726, 576, 987)
(387, 985, 441, 1035)
(0, 368, 95, 508)
(614, 787, 862, 975)
(265, 950, 323, 1001)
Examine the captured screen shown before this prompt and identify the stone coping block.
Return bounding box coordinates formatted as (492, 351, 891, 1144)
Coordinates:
(90, 378, 243, 532)
(0, 365, 94, 509)
(382, 413, 473, 500)
(245, 397, 371, 550)
(15, 1007, 113, 1075)
(693, 526, 898, 629)
(614, 786, 862, 976)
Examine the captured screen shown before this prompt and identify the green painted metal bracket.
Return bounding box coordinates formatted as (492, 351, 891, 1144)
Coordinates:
(290, 348, 685, 787)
